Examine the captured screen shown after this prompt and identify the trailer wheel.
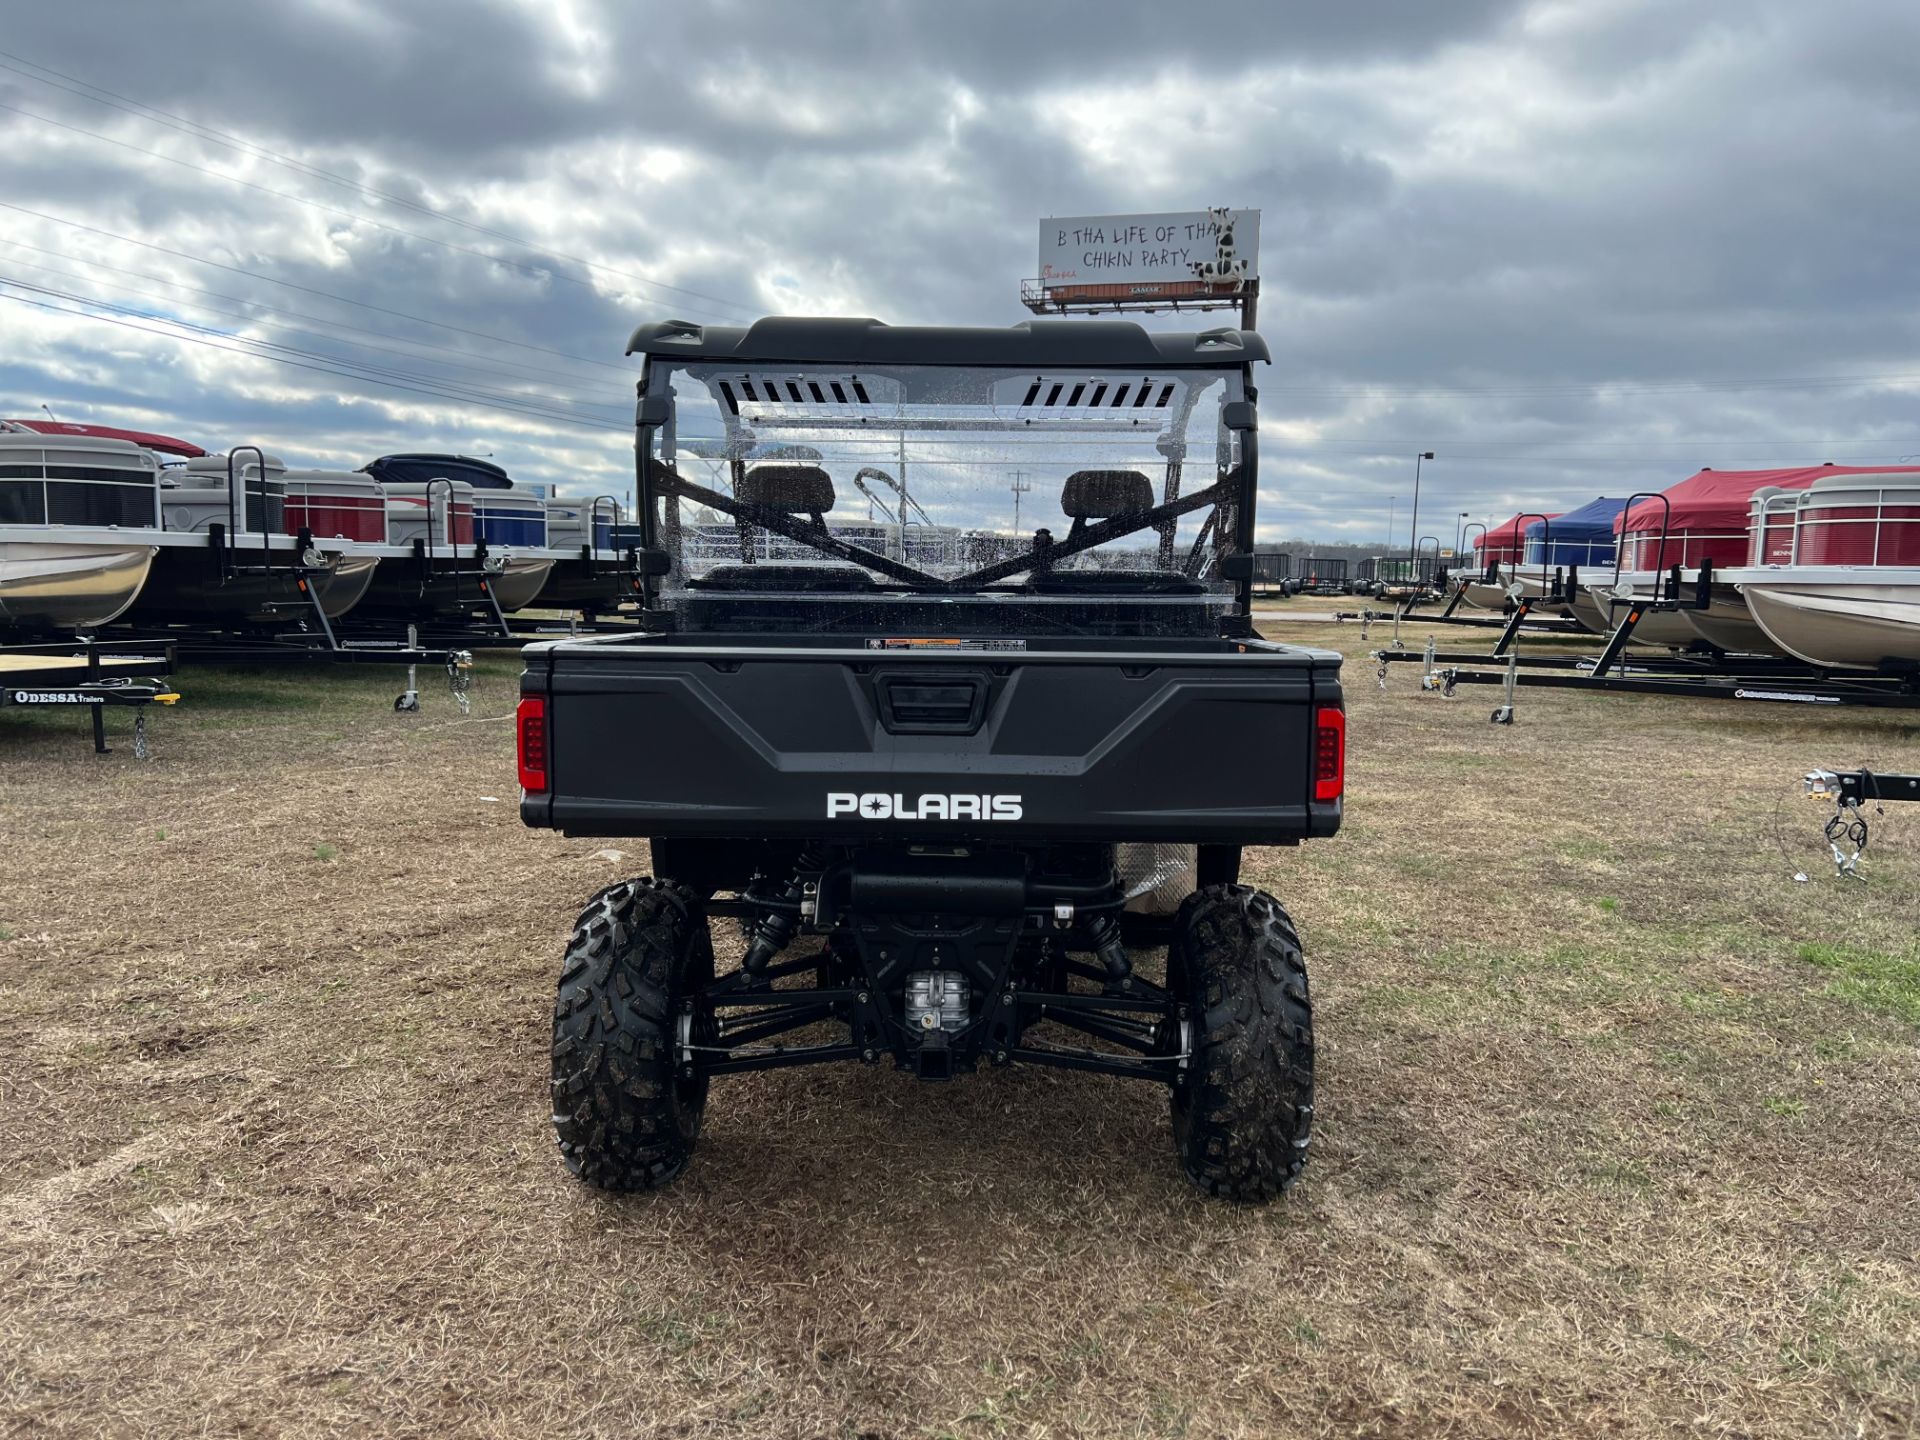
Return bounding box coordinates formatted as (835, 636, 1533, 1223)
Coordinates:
(1167, 885, 1314, 1202)
(551, 877, 715, 1191)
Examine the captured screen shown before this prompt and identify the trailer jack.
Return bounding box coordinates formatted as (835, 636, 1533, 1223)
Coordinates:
(1802, 769, 1919, 881)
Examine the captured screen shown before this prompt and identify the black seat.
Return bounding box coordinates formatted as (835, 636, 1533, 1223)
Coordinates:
(738, 465, 834, 514)
(1062, 469, 1153, 519)
(687, 563, 876, 592)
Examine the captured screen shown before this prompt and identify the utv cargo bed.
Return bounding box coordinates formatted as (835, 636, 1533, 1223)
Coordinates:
(519, 631, 1343, 845)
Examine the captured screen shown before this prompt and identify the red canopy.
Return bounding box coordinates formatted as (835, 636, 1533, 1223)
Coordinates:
(1617, 465, 1920, 535)
(1474, 511, 1561, 559)
(6, 418, 206, 458)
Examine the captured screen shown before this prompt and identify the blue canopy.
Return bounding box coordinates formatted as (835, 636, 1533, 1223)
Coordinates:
(1523, 496, 1627, 566)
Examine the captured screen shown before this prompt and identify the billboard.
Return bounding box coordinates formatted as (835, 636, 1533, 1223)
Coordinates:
(1036, 208, 1259, 291)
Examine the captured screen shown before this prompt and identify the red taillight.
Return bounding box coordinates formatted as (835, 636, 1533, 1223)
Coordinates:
(516, 695, 548, 792)
(1314, 706, 1345, 803)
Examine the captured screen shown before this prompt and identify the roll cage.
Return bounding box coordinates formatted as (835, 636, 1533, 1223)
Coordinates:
(624, 317, 1268, 619)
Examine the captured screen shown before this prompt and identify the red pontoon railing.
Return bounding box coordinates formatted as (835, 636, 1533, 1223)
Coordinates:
(1761, 476, 1920, 566)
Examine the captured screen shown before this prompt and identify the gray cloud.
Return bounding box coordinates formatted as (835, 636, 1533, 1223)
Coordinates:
(2, 0, 1918, 544)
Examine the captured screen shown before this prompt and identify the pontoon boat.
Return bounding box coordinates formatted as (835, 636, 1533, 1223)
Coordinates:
(1725, 469, 1920, 669)
(126, 452, 371, 624)
(537, 496, 644, 615)
(1464, 512, 1557, 609)
(0, 428, 164, 631)
(1597, 466, 1919, 652)
(361, 454, 552, 612)
(1513, 498, 1626, 630)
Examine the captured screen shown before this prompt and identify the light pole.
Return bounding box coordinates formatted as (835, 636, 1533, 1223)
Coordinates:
(1386, 496, 1396, 551)
(1455, 511, 1469, 558)
(1408, 451, 1434, 562)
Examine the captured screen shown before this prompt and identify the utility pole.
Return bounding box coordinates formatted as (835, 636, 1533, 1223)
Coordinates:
(1010, 469, 1033, 533)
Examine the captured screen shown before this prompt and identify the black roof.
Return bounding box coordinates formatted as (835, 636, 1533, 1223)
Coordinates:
(362, 453, 513, 488)
(625, 316, 1270, 368)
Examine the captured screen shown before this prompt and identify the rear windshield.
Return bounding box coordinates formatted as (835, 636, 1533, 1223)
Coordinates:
(645, 360, 1246, 593)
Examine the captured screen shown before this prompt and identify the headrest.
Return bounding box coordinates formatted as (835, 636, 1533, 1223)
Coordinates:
(738, 464, 834, 512)
(1062, 470, 1153, 519)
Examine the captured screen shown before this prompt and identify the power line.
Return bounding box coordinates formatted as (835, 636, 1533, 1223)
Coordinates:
(1263, 372, 1920, 401)
(0, 47, 762, 320)
(17, 282, 1897, 485)
(0, 280, 616, 433)
(0, 280, 628, 434)
(0, 201, 632, 374)
(1264, 435, 1920, 449)
(9, 259, 1916, 463)
(1257, 450, 1920, 466)
(0, 97, 757, 327)
(605, 429, 1920, 455)
(0, 244, 628, 414)
(0, 235, 624, 391)
(12, 55, 1918, 419)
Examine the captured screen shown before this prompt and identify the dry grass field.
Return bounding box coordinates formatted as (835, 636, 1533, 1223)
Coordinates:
(2, 616, 1917, 1438)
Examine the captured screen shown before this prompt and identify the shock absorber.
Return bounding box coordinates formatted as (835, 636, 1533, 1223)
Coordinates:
(1082, 909, 1132, 987)
(741, 909, 793, 976)
(742, 847, 825, 975)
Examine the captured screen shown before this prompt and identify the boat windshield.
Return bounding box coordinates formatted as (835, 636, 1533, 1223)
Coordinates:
(645, 360, 1247, 594)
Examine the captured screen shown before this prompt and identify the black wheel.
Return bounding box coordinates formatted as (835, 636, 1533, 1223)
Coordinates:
(551, 878, 715, 1191)
(1167, 885, 1314, 1202)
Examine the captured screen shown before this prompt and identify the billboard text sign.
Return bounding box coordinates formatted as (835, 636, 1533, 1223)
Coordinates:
(1036, 209, 1259, 289)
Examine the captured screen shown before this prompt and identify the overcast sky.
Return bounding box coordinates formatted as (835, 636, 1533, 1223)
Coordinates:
(3, 0, 1917, 545)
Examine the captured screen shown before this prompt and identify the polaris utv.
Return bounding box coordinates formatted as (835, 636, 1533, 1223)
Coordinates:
(518, 317, 1344, 1201)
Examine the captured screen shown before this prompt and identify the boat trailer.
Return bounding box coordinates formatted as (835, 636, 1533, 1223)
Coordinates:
(1370, 559, 1920, 719)
(0, 639, 179, 756)
(1338, 580, 1592, 643)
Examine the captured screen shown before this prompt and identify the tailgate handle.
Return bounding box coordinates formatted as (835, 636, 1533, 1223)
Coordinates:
(877, 673, 988, 735)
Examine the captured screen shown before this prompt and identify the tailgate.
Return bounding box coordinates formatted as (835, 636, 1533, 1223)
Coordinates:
(522, 641, 1341, 844)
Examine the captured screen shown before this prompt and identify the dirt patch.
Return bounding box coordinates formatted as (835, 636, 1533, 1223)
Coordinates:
(2, 634, 1916, 1438)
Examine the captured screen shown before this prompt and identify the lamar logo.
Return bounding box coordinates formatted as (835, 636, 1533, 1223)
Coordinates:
(827, 793, 1023, 821)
